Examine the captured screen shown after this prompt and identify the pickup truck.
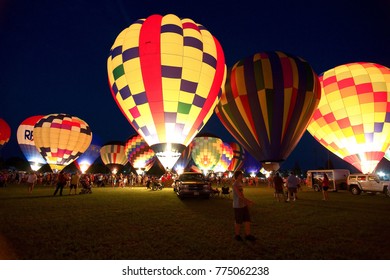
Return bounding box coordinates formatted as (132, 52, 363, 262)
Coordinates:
(347, 174, 390, 196)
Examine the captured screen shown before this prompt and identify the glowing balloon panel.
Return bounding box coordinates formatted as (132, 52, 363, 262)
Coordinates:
(307, 62, 390, 174)
(17, 115, 46, 170)
(215, 51, 320, 167)
(125, 135, 156, 171)
(0, 118, 11, 150)
(33, 114, 92, 172)
(107, 14, 226, 152)
(190, 136, 223, 172)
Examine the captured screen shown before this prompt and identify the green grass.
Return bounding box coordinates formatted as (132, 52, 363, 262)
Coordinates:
(0, 183, 389, 260)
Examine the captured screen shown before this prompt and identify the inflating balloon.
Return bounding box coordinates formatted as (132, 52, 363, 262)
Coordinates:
(75, 134, 103, 173)
(227, 142, 245, 172)
(100, 141, 128, 174)
(33, 113, 92, 173)
(213, 142, 233, 173)
(17, 115, 46, 171)
(216, 51, 321, 171)
(307, 62, 390, 174)
(190, 134, 223, 174)
(107, 14, 226, 170)
(124, 134, 156, 175)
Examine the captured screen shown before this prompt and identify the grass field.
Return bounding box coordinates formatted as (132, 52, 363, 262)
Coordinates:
(0, 183, 389, 260)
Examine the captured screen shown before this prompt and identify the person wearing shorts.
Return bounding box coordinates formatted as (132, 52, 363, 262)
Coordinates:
(232, 170, 256, 241)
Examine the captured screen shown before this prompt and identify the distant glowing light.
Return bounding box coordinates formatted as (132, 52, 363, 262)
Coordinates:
(79, 160, 91, 174)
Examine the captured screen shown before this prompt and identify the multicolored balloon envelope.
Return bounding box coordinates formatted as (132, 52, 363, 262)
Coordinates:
(0, 118, 11, 152)
(75, 134, 103, 173)
(213, 142, 233, 173)
(100, 141, 128, 174)
(17, 115, 47, 171)
(190, 135, 223, 174)
(215, 51, 321, 171)
(227, 142, 245, 172)
(307, 62, 390, 174)
(107, 13, 226, 170)
(124, 134, 156, 174)
(33, 113, 92, 173)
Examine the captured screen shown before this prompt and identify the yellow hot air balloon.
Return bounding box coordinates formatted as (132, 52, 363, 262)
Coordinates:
(107, 14, 226, 170)
(33, 113, 92, 173)
(307, 62, 390, 174)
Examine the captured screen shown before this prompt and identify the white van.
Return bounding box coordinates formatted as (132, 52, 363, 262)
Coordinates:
(306, 169, 350, 192)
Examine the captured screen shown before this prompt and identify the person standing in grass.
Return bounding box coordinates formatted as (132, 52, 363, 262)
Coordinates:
(272, 172, 284, 202)
(27, 172, 37, 193)
(53, 170, 68, 196)
(286, 171, 300, 202)
(322, 173, 330, 201)
(232, 170, 256, 241)
(69, 172, 80, 195)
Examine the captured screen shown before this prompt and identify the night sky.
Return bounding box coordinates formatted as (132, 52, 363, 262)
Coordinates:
(1, 0, 390, 172)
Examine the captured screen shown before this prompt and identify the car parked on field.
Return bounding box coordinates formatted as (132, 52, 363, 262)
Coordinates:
(347, 174, 390, 196)
(174, 172, 211, 199)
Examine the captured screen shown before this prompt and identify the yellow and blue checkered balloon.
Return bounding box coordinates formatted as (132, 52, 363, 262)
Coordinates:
(107, 14, 226, 169)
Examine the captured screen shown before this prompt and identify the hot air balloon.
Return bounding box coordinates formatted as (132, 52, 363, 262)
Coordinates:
(107, 13, 226, 170)
(75, 134, 103, 173)
(0, 118, 11, 152)
(213, 142, 233, 174)
(172, 145, 192, 175)
(190, 134, 223, 174)
(124, 134, 156, 175)
(33, 113, 92, 173)
(227, 142, 245, 172)
(215, 51, 321, 171)
(17, 115, 47, 171)
(100, 141, 128, 174)
(307, 62, 390, 174)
